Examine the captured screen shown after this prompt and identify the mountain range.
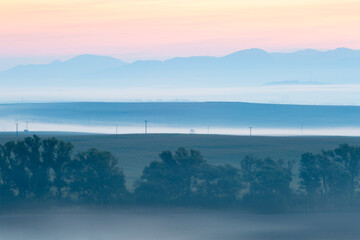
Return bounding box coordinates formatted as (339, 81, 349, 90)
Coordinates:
(0, 48, 359, 87)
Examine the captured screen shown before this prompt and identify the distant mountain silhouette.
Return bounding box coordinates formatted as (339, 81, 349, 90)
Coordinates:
(263, 80, 327, 86)
(0, 48, 359, 87)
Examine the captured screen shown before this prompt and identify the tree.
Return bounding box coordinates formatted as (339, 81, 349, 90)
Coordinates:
(299, 153, 321, 198)
(240, 155, 260, 197)
(196, 164, 242, 205)
(55, 141, 73, 200)
(23, 136, 49, 200)
(11, 140, 32, 200)
(254, 158, 292, 198)
(135, 147, 242, 206)
(299, 150, 352, 204)
(241, 156, 293, 210)
(135, 148, 205, 205)
(0, 136, 129, 207)
(0, 142, 16, 204)
(334, 144, 360, 198)
(69, 148, 128, 204)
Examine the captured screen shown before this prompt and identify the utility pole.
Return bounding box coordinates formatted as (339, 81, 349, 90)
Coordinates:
(15, 122, 19, 138)
(301, 124, 303, 136)
(116, 124, 118, 134)
(144, 120, 148, 135)
(249, 127, 253, 136)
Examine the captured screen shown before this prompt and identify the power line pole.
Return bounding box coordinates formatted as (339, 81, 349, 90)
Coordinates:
(15, 122, 19, 138)
(116, 124, 118, 134)
(249, 127, 253, 136)
(301, 124, 303, 136)
(144, 120, 148, 135)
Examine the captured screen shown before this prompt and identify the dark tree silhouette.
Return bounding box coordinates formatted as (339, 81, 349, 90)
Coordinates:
(241, 156, 293, 210)
(300, 150, 352, 205)
(69, 148, 128, 204)
(240, 155, 261, 197)
(134, 148, 206, 205)
(196, 164, 242, 205)
(334, 144, 360, 198)
(135, 147, 242, 206)
(0, 136, 128, 206)
(1, 136, 360, 212)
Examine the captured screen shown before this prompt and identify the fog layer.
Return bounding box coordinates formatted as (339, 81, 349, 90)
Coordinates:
(0, 209, 359, 240)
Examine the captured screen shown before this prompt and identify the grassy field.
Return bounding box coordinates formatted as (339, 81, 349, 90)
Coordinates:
(1, 132, 360, 187)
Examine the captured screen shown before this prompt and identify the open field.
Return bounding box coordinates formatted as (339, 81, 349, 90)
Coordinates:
(1, 133, 360, 187)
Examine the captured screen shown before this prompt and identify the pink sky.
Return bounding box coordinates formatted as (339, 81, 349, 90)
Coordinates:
(1, 0, 359, 60)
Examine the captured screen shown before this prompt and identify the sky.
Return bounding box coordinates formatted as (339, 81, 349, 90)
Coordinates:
(0, 0, 359, 63)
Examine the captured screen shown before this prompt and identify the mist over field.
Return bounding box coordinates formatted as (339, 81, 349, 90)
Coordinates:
(1, 102, 360, 135)
(1, 84, 360, 105)
(0, 209, 360, 240)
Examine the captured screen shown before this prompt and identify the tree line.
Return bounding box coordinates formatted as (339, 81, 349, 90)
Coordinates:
(0, 135, 359, 211)
(0, 136, 128, 206)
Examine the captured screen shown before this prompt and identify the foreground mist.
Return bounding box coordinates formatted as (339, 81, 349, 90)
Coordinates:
(0, 208, 359, 240)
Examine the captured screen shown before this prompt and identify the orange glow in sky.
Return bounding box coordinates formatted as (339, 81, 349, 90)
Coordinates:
(1, 0, 359, 59)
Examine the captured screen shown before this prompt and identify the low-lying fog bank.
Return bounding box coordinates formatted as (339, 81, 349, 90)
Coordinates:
(1, 102, 360, 136)
(3, 120, 360, 136)
(0, 208, 359, 240)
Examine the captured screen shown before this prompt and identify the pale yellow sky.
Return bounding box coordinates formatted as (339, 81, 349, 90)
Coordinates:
(0, 0, 359, 59)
